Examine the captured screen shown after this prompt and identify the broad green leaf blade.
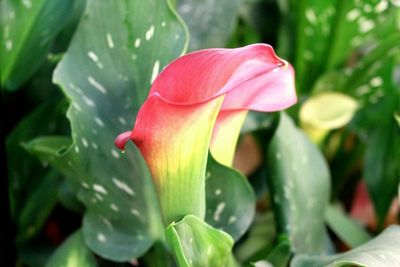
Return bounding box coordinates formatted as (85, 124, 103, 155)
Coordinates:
(348, 55, 400, 226)
(362, 115, 400, 227)
(45, 230, 96, 267)
(165, 215, 234, 267)
(323, 1, 399, 70)
(284, 0, 400, 92)
(291, 225, 400, 267)
(308, 31, 400, 224)
(6, 101, 68, 246)
(234, 212, 277, 263)
(177, 0, 240, 51)
(7, 101, 68, 218)
(325, 204, 371, 248)
(265, 236, 291, 267)
(58, 179, 84, 213)
(27, 0, 188, 261)
(205, 154, 256, 241)
(266, 112, 331, 254)
(17, 170, 61, 244)
(0, 0, 73, 90)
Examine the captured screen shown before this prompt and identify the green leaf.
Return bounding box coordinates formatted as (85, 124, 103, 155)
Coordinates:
(205, 154, 256, 241)
(265, 236, 291, 267)
(165, 215, 234, 267)
(7, 101, 68, 218)
(349, 55, 400, 227)
(266, 112, 331, 254)
(6, 100, 68, 247)
(0, 0, 73, 90)
(291, 225, 400, 267)
(58, 179, 85, 213)
(283, 0, 400, 92)
(307, 28, 400, 225)
(325, 204, 372, 248)
(177, 0, 240, 51)
(45, 231, 96, 267)
(17, 170, 61, 244)
(234, 212, 277, 263)
(26, 0, 188, 261)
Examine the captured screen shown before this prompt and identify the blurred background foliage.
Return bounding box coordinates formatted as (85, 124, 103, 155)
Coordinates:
(1, 0, 399, 266)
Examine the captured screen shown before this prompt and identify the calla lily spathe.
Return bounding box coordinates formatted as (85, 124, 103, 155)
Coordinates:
(116, 44, 297, 224)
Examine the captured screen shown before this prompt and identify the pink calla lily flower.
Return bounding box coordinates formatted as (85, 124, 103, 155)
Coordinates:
(116, 44, 297, 224)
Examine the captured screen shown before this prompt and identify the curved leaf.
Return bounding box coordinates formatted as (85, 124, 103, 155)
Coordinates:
(0, 0, 73, 90)
(205, 154, 256, 241)
(45, 230, 96, 267)
(165, 215, 234, 267)
(282, 0, 400, 92)
(26, 0, 188, 261)
(325, 204, 371, 248)
(266, 112, 331, 254)
(291, 225, 400, 267)
(177, 0, 240, 51)
(6, 101, 68, 243)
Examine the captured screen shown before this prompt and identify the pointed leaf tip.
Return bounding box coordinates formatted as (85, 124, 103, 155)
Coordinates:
(114, 131, 132, 151)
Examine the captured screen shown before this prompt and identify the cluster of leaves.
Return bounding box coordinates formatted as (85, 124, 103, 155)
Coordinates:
(2, 0, 399, 266)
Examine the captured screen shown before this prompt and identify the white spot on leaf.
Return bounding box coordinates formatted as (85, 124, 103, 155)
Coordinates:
(110, 203, 119, 212)
(93, 184, 108, 195)
(5, 40, 12, 51)
(97, 233, 106, 242)
(375, 0, 389, 12)
(83, 95, 95, 106)
(359, 19, 375, 33)
(112, 177, 135, 196)
(145, 25, 155, 40)
(81, 138, 88, 148)
(111, 149, 120, 158)
(305, 8, 317, 24)
(213, 202, 226, 221)
(88, 51, 98, 62)
(228, 216, 237, 224)
(88, 76, 107, 94)
(134, 38, 141, 48)
(106, 33, 114, 48)
(370, 76, 383, 87)
(94, 117, 105, 127)
(118, 117, 127, 125)
(22, 0, 32, 9)
(130, 208, 141, 217)
(346, 8, 361, 21)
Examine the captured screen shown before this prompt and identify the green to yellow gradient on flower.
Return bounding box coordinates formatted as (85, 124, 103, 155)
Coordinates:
(115, 44, 297, 224)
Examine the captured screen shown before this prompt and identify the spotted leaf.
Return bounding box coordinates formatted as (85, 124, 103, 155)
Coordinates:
(281, 0, 400, 92)
(165, 215, 234, 267)
(292, 225, 400, 267)
(0, 0, 73, 90)
(45, 230, 96, 267)
(25, 0, 188, 261)
(177, 0, 241, 51)
(266, 112, 331, 254)
(205, 154, 256, 242)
